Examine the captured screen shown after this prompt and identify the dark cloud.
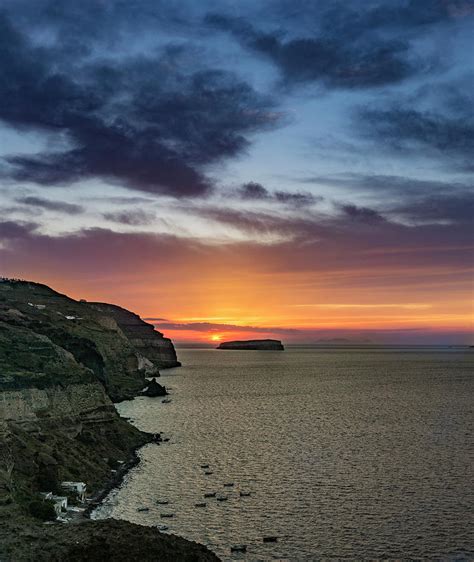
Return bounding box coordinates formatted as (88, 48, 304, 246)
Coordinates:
(150, 320, 299, 335)
(274, 190, 320, 206)
(0, 220, 38, 239)
(16, 196, 84, 215)
(103, 210, 156, 226)
(90, 196, 155, 205)
(239, 182, 269, 199)
(238, 182, 319, 206)
(340, 204, 386, 224)
(206, 1, 473, 89)
(392, 192, 474, 224)
(359, 106, 474, 169)
(206, 11, 416, 89)
(297, 174, 474, 225)
(320, 0, 463, 36)
(299, 173, 473, 198)
(0, 11, 279, 197)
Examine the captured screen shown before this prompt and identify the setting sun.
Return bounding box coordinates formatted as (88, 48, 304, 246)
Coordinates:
(210, 334, 222, 342)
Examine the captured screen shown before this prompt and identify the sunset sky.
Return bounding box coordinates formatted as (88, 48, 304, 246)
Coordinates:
(0, 0, 473, 344)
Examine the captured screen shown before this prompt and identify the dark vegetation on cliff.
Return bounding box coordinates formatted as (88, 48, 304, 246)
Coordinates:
(0, 279, 218, 561)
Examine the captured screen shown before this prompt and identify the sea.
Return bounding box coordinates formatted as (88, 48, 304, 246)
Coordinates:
(92, 346, 474, 561)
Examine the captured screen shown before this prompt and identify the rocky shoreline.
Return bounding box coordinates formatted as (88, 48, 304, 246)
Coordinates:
(83, 435, 151, 518)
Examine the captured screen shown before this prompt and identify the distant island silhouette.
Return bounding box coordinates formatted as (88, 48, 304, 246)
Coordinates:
(217, 339, 284, 350)
(314, 338, 372, 344)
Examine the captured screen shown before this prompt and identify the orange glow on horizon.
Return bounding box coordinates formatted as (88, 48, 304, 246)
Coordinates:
(18, 250, 473, 345)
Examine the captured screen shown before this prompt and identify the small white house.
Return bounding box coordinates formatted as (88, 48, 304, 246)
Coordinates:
(27, 303, 46, 310)
(51, 495, 68, 516)
(60, 481, 87, 502)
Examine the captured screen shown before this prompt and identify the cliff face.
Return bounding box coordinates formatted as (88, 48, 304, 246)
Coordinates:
(87, 302, 181, 369)
(0, 382, 147, 503)
(0, 279, 174, 502)
(0, 280, 180, 400)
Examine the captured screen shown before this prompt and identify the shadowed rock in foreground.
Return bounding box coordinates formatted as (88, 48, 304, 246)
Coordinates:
(1, 519, 219, 561)
(217, 339, 284, 350)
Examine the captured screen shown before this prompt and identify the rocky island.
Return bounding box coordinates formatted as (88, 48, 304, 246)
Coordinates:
(217, 339, 284, 350)
(0, 278, 218, 561)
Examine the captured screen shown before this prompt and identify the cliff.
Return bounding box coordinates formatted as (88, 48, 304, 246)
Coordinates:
(0, 278, 163, 503)
(217, 339, 284, 350)
(87, 302, 180, 369)
(0, 280, 180, 400)
(0, 279, 217, 561)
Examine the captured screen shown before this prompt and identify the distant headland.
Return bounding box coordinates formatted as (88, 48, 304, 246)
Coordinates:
(217, 339, 284, 350)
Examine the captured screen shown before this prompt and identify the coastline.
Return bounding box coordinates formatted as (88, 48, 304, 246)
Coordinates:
(0, 279, 219, 561)
(0, 397, 221, 562)
(84, 432, 153, 518)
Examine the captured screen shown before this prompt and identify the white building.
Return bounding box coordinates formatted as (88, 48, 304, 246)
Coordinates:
(60, 481, 87, 502)
(51, 495, 68, 516)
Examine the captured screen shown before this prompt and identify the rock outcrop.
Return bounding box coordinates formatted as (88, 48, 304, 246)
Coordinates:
(217, 339, 284, 350)
(141, 377, 167, 397)
(87, 302, 181, 369)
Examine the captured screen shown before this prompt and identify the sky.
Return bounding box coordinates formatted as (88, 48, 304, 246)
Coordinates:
(0, 0, 473, 344)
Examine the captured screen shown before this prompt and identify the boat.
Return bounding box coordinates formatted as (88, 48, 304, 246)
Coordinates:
(263, 536, 278, 543)
(195, 502, 207, 508)
(230, 545, 247, 553)
(161, 398, 172, 404)
(160, 513, 175, 518)
(216, 494, 228, 501)
(156, 499, 169, 505)
(204, 471, 213, 475)
(200, 464, 209, 469)
(136, 507, 149, 512)
(204, 492, 216, 498)
(239, 491, 251, 497)
(223, 482, 234, 487)
(156, 524, 168, 531)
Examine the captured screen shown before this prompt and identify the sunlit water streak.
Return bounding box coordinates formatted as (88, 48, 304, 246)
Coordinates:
(93, 347, 474, 560)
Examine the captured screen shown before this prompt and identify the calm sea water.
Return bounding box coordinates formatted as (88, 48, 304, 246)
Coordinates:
(93, 347, 474, 560)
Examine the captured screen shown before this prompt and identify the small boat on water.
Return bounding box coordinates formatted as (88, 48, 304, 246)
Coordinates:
(161, 398, 172, 404)
(200, 464, 209, 469)
(230, 544, 247, 553)
(160, 513, 175, 518)
(263, 536, 278, 543)
(156, 499, 169, 505)
(223, 482, 234, 487)
(204, 492, 216, 498)
(195, 502, 207, 508)
(156, 524, 168, 531)
(239, 491, 251, 496)
(136, 507, 149, 512)
(204, 471, 213, 475)
(216, 494, 228, 501)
